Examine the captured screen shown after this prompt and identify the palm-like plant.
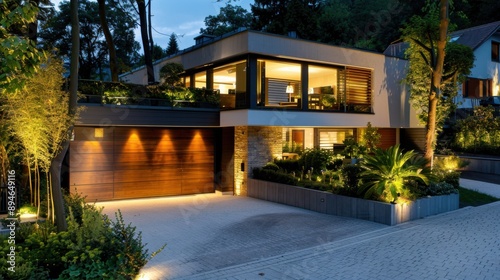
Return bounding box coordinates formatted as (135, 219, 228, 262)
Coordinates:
(359, 145, 430, 203)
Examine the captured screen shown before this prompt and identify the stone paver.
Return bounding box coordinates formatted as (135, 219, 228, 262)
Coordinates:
(98, 193, 500, 280)
(181, 201, 500, 280)
(98, 194, 387, 279)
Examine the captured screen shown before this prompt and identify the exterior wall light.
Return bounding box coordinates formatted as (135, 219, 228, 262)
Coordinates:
(95, 128, 104, 138)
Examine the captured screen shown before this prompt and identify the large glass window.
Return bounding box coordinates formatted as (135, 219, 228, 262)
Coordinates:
(257, 60, 301, 108)
(194, 72, 206, 88)
(213, 60, 246, 109)
(317, 129, 354, 151)
(308, 65, 341, 110)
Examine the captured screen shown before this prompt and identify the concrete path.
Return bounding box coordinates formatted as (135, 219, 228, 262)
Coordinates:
(460, 178, 500, 198)
(97, 194, 500, 280)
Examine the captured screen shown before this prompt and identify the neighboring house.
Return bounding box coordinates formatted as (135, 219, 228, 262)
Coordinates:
(452, 21, 500, 108)
(384, 21, 500, 109)
(70, 29, 422, 202)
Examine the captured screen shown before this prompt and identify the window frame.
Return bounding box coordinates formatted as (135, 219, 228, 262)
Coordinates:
(492, 41, 500, 62)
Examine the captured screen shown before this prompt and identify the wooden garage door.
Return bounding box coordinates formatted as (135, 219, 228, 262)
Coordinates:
(70, 127, 215, 201)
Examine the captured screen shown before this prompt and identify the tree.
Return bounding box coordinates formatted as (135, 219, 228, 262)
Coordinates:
(135, 44, 165, 67)
(402, 0, 474, 164)
(166, 33, 179, 56)
(0, 0, 44, 95)
(38, 0, 139, 79)
(4, 55, 78, 226)
(136, 0, 155, 84)
(98, 0, 119, 81)
(283, 0, 321, 40)
(251, 0, 291, 34)
(160, 62, 184, 87)
(200, 4, 252, 36)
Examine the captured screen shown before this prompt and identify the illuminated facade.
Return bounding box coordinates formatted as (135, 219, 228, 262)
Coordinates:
(70, 30, 422, 201)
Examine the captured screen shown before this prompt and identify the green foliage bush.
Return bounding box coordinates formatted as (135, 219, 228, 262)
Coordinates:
(432, 170, 461, 189)
(252, 167, 298, 185)
(359, 145, 430, 203)
(297, 180, 331, 191)
(298, 148, 333, 174)
(262, 162, 280, 172)
(426, 182, 459, 196)
(0, 193, 160, 280)
(341, 164, 362, 195)
(453, 106, 500, 155)
(273, 158, 300, 173)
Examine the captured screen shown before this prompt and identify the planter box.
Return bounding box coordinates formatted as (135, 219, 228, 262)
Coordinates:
(248, 179, 459, 226)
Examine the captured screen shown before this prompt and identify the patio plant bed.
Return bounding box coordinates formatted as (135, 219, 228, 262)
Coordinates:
(248, 178, 459, 225)
(250, 144, 463, 225)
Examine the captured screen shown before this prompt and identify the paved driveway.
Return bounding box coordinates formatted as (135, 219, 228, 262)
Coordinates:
(98, 194, 500, 280)
(98, 194, 387, 279)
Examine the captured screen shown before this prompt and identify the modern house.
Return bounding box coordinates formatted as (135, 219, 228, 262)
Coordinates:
(384, 21, 500, 109)
(70, 29, 423, 202)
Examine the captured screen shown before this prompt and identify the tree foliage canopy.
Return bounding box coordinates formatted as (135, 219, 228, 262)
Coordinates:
(0, 1, 45, 95)
(200, 4, 252, 36)
(38, 0, 140, 79)
(402, 1, 474, 133)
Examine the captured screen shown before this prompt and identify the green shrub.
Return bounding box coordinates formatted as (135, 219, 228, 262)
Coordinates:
(298, 180, 331, 191)
(341, 164, 362, 194)
(432, 170, 461, 189)
(359, 145, 430, 203)
(262, 162, 280, 172)
(298, 148, 333, 174)
(0, 192, 160, 280)
(253, 167, 298, 185)
(274, 158, 300, 173)
(427, 182, 458, 196)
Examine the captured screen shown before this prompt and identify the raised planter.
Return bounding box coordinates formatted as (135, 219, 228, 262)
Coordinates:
(248, 178, 459, 226)
(458, 156, 500, 175)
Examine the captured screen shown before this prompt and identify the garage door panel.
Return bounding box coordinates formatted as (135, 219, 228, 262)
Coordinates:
(71, 127, 215, 201)
(71, 184, 114, 202)
(114, 181, 183, 199)
(114, 169, 182, 183)
(182, 179, 214, 194)
(71, 141, 114, 154)
(70, 153, 114, 172)
(70, 171, 114, 185)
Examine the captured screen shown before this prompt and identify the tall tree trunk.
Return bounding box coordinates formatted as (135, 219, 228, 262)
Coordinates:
(98, 0, 119, 82)
(137, 0, 155, 84)
(148, 0, 154, 61)
(424, 0, 449, 165)
(50, 0, 81, 232)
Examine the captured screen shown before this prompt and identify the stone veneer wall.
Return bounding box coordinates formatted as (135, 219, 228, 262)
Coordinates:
(233, 126, 282, 195)
(247, 126, 283, 173)
(234, 126, 248, 195)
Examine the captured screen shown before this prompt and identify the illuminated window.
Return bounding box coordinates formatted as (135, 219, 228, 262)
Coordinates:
(257, 60, 301, 107)
(213, 60, 247, 109)
(317, 129, 354, 151)
(308, 65, 341, 110)
(194, 72, 206, 88)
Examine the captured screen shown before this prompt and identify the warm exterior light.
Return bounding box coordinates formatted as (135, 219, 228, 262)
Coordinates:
(94, 128, 104, 138)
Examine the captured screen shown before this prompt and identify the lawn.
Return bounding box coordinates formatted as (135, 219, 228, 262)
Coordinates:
(458, 187, 500, 208)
